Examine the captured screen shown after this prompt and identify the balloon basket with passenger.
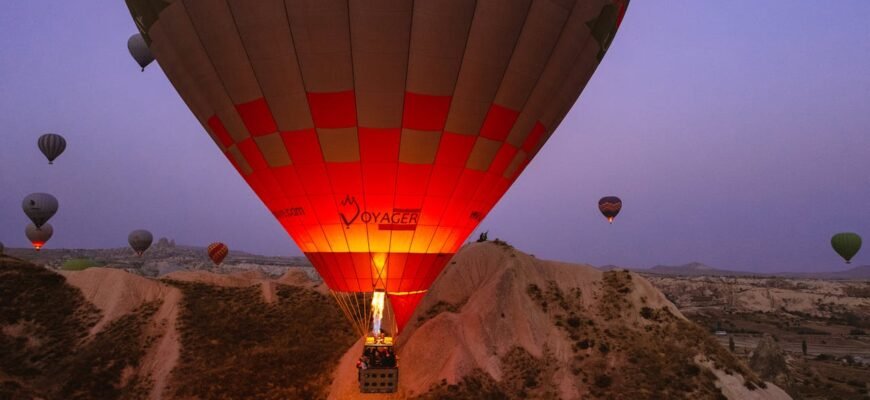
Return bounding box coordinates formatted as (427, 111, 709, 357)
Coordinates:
(340, 289, 400, 393)
(358, 335, 399, 393)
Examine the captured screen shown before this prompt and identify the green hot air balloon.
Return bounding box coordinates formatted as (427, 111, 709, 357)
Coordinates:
(831, 232, 862, 264)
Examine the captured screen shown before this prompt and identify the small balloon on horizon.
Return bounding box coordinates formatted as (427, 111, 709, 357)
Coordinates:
(207, 242, 228, 266)
(128, 229, 154, 256)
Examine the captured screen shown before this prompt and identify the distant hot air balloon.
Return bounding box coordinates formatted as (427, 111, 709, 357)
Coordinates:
(831, 233, 862, 264)
(26, 223, 53, 251)
(37, 133, 66, 165)
(598, 196, 622, 224)
(0, 241, 4, 255)
(128, 229, 154, 256)
(207, 242, 228, 265)
(125, 0, 630, 337)
(127, 33, 154, 71)
(22, 193, 58, 228)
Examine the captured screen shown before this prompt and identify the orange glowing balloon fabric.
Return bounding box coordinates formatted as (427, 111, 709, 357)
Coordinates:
(126, 0, 629, 334)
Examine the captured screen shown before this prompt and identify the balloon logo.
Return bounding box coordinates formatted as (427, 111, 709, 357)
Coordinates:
(207, 242, 229, 266)
(831, 233, 862, 264)
(598, 196, 622, 224)
(128, 229, 154, 256)
(126, 0, 630, 335)
(38, 133, 66, 165)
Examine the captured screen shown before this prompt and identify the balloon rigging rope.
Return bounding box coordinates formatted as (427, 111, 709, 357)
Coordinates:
(351, 292, 366, 337)
(331, 291, 366, 338)
(330, 291, 352, 332)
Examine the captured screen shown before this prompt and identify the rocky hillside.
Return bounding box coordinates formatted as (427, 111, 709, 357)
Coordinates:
(0, 254, 353, 400)
(328, 242, 791, 400)
(648, 275, 870, 399)
(1, 242, 791, 399)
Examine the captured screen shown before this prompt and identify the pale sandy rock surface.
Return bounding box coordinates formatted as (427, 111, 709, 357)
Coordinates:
(328, 242, 789, 399)
(648, 276, 870, 317)
(699, 358, 792, 400)
(61, 267, 182, 399)
(61, 267, 175, 335)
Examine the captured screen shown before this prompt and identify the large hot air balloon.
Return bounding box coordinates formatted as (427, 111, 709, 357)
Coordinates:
(128, 229, 154, 256)
(26, 223, 53, 251)
(598, 196, 622, 224)
(38, 133, 66, 164)
(128, 33, 155, 71)
(831, 233, 861, 264)
(22, 193, 58, 228)
(125, 0, 629, 336)
(207, 242, 229, 265)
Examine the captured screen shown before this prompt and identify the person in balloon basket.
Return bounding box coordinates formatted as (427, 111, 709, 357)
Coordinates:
(384, 348, 396, 368)
(356, 356, 367, 381)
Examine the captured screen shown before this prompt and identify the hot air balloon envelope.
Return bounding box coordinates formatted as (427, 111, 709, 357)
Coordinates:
(207, 242, 229, 265)
(26, 223, 53, 251)
(128, 229, 154, 256)
(125, 0, 630, 335)
(22, 193, 58, 228)
(128, 33, 155, 70)
(598, 196, 622, 223)
(831, 232, 861, 264)
(38, 133, 66, 164)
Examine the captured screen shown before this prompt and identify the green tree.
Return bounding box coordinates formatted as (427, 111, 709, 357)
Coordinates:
(801, 339, 807, 356)
(729, 336, 735, 353)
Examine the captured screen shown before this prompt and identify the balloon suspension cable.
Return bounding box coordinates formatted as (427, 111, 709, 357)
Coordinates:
(330, 291, 372, 338)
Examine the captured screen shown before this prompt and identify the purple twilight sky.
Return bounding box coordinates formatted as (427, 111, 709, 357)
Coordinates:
(1, 2, 868, 272)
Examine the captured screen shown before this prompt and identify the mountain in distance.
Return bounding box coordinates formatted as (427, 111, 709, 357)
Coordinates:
(598, 262, 761, 277)
(599, 261, 870, 280)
